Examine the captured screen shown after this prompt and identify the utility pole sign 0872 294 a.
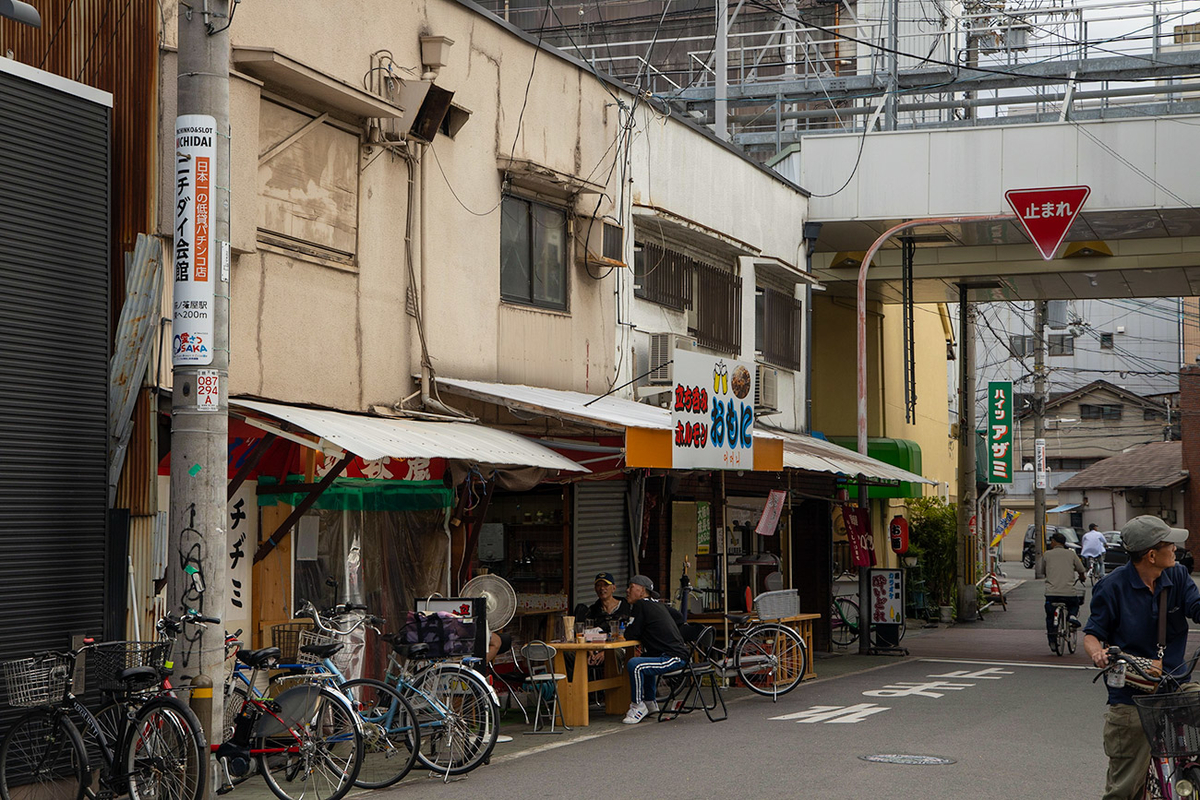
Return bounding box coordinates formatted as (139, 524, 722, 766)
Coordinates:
(173, 114, 217, 366)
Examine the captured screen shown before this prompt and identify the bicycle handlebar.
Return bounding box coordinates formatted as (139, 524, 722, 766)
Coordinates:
(294, 599, 378, 636)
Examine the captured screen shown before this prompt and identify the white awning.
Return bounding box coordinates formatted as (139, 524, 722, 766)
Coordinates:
(437, 377, 671, 433)
(231, 398, 588, 472)
(771, 429, 935, 485)
(1048, 503, 1082, 514)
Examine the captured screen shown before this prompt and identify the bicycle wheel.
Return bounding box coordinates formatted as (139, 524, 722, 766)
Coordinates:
(257, 686, 363, 800)
(407, 664, 498, 775)
(1066, 614, 1078, 655)
(0, 707, 87, 800)
(734, 624, 807, 698)
(339, 678, 419, 789)
(830, 597, 859, 647)
(125, 697, 206, 800)
(1052, 608, 1064, 656)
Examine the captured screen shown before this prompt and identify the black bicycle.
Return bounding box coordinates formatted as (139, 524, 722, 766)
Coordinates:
(0, 636, 207, 800)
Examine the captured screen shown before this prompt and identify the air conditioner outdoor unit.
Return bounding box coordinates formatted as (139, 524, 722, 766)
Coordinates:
(755, 364, 779, 413)
(647, 333, 697, 385)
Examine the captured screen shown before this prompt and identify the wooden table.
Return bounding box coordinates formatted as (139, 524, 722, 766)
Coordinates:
(684, 613, 820, 679)
(549, 639, 640, 727)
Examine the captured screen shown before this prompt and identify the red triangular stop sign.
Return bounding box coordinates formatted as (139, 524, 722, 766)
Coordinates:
(1004, 185, 1090, 260)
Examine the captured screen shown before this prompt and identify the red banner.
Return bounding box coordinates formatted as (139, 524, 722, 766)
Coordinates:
(842, 505, 876, 567)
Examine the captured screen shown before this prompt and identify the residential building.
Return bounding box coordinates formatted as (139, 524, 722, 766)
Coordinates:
(1054, 441, 1187, 534)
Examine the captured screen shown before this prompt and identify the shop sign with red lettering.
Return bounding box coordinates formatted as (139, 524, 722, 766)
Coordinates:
(671, 348, 756, 470)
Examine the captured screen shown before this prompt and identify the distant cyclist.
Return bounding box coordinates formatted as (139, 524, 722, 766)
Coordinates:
(1081, 523, 1108, 580)
(1036, 531, 1087, 650)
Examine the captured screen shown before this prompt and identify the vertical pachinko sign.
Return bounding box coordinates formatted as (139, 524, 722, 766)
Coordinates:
(671, 348, 755, 470)
(173, 114, 216, 366)
(988, 381, 1013, 484)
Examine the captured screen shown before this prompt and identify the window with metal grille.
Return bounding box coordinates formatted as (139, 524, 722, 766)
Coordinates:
(692, 261, 741, 354)
(1048, 334, 1074, 356)
(633, 241, 692, 311)
(755, 288, 802, 370)
(500, 194, 568, 310)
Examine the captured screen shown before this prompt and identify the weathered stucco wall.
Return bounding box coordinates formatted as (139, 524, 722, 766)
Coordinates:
(159, 0, 626, 410)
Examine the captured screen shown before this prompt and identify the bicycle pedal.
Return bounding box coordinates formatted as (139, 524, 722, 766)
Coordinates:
(216, 786, 234, 796)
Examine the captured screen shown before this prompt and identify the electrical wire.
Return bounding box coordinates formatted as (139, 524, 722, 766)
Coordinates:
(39, 0, 78, 69)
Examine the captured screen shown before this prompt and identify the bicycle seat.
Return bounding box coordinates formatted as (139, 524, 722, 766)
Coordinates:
(119, 665, 159, 685)
(725, 613, 752, 625)
(236, 647, 280, 668)
(300, 642, 343, 659)
(392, 642, 429, 658)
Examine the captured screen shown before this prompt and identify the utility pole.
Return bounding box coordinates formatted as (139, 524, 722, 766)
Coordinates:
(716, 0, 729, 140)
(1033, 300, 1048, 557)
(168, 0, 231, 757)
(956, 285, 978, 621)
(884, 0, 899, 130)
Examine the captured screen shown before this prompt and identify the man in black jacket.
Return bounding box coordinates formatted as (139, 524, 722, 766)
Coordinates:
(622, 575, 688, 724)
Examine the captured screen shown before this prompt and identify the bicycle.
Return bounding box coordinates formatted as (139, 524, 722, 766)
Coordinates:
(1083, 555, 1105, 587)
(275, 602, 421, 789)
(687, 589, 808, 701)
(1049, 598, 1079, 656)
(1095, 646, 1200, 799)
(829, 594, 907, 648)
(215, 641, 364, 800)
(0, 636, 206, 800)
(294, 599, 499, 781)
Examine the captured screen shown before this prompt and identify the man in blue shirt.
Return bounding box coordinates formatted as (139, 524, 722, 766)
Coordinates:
(1083, 515, 1200, 800)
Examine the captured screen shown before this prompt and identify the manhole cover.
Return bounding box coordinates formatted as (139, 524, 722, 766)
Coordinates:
(859, 754, 957, 766)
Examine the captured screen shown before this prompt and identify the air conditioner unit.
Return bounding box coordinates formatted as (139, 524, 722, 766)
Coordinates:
(755, 364, 779, 413)
(647, 333, 697, 385)
(576, 218, 625, 269)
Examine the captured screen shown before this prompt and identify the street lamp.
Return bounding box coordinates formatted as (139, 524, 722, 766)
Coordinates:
(0, 0, 41, 27)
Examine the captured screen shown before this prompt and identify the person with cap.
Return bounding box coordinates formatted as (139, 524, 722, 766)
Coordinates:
(1084, 515, 1200, 799)
(621, 575, 688, 724)
(1081, 523, 1109, 579)
(1035, 530, 1087, 650)
(584, 572, 633, 630)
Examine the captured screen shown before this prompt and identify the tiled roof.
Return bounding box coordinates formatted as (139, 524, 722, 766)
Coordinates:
(1056, 441, 1186, 490)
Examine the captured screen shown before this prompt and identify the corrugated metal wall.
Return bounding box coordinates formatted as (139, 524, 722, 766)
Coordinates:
(0, 65, 111, 717)
(572, 481, 630, 608)
(0, 0, 158, 331)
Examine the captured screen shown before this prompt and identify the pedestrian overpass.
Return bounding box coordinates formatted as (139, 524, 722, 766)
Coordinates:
(775, 114, 1200, 303)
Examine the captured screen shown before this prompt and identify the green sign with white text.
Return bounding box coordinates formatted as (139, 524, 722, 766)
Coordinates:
(987, 381, 1013, 484)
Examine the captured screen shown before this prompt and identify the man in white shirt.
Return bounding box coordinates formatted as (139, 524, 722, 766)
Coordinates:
(1081, 523, 1108, 578)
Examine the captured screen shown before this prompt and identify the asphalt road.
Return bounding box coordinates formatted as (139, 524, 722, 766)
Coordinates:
(380, 656, 1104, 800)
(364, 566, 1121, 800)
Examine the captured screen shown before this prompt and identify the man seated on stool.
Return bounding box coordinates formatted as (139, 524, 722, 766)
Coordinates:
(622, 575, 688, 724)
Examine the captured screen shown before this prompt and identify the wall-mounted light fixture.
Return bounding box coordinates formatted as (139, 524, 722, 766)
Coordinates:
(0, 0, 41, 27)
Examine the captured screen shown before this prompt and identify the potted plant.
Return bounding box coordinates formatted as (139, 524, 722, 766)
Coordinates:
(907, 497, 958, 623)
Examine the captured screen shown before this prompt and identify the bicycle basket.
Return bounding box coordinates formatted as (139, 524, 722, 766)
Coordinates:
(88, 641, 168, 693)
(2, 654, 72, 707)
(270, 621, 314, 663)
(754, 589, 800, 621)
(1133, 691, 1200, 758)
(297, 630, 357, 673)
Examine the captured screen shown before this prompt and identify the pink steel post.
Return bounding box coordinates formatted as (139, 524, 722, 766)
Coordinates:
(856, 215, 1015, 455)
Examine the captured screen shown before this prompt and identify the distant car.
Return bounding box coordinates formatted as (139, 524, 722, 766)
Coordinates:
(1102, 530, 1195, 574)
(1022, 525, 1081, 568)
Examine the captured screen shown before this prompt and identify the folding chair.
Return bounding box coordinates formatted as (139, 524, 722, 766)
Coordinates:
(658, 626, 727, 723)
(520, 641, 570, 734)
(487, 653, 530, 724)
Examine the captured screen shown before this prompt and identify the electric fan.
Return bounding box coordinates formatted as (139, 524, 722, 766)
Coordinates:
(461, 573, 517, 630)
